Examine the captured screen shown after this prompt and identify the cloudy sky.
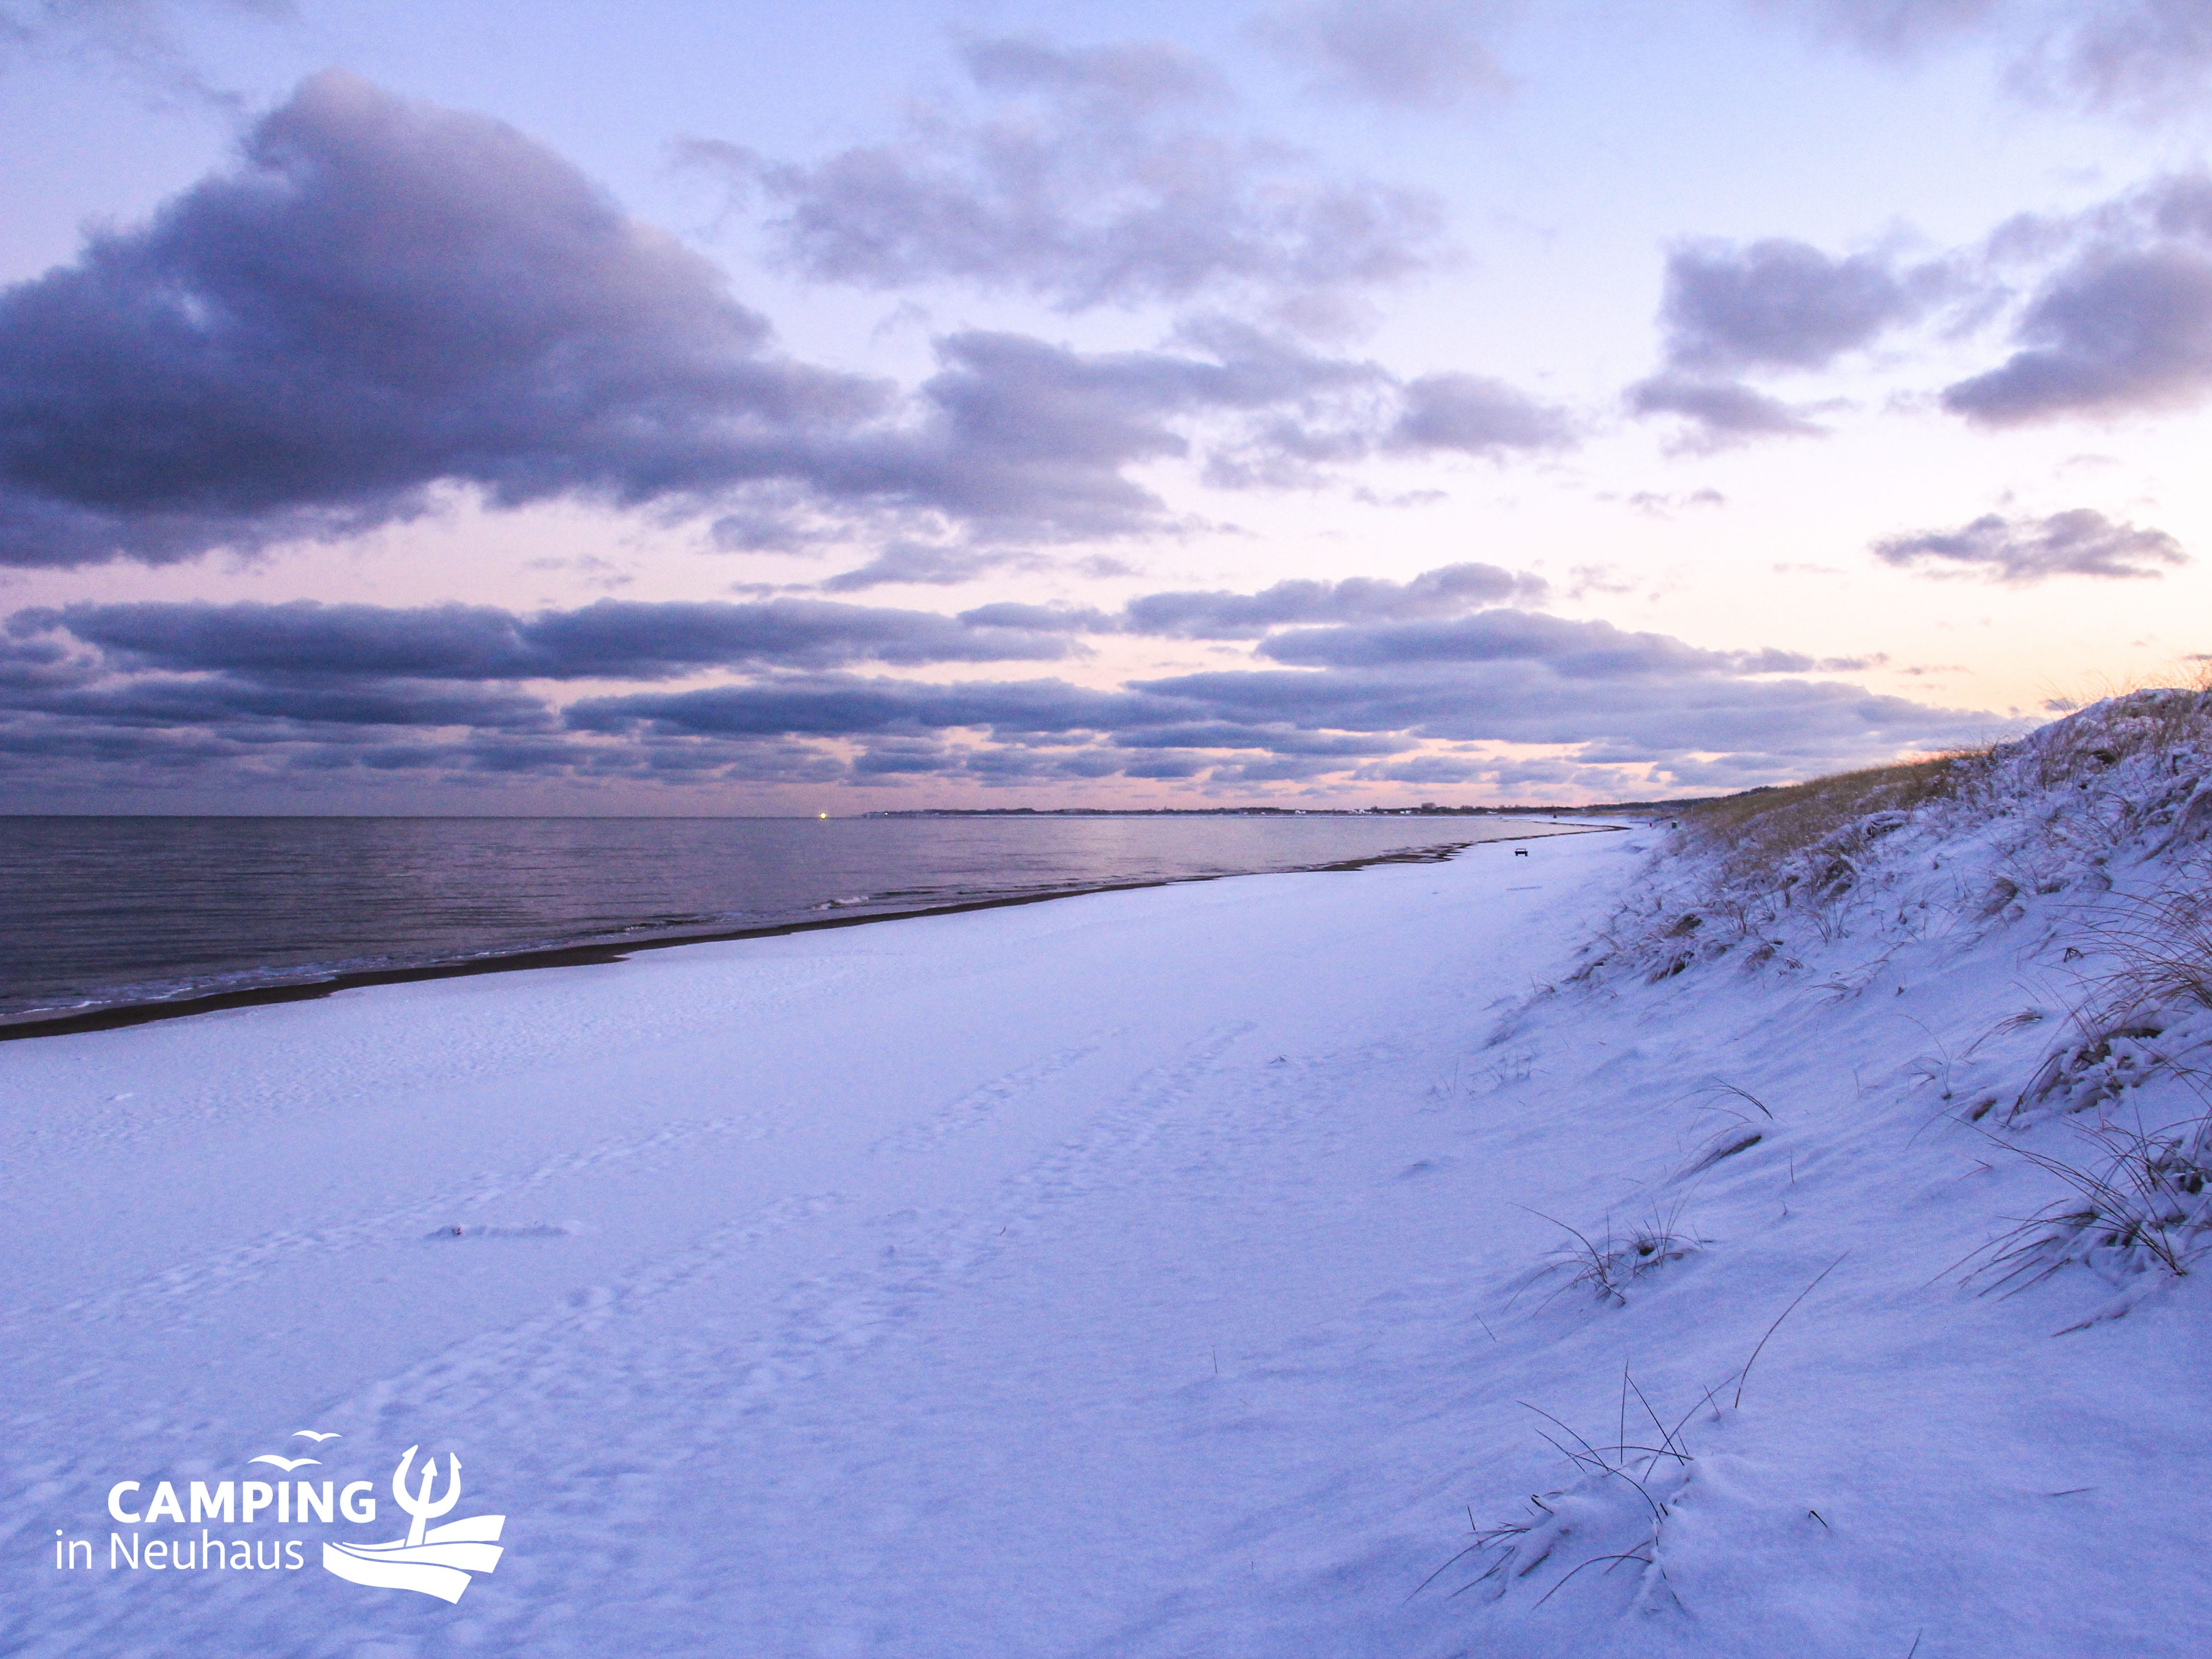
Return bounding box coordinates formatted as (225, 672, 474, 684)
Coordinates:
(3, 0, 2208, 812)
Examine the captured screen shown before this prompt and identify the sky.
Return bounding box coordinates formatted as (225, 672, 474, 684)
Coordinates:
(2, 0, 2210, 813)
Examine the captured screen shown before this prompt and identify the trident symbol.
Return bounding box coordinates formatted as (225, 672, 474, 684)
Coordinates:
(391, 1445, 463, 1547)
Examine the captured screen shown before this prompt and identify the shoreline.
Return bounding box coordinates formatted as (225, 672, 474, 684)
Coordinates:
(0, 820, 1625, 1044)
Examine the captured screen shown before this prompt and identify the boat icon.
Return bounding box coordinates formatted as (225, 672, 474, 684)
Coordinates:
(321, 1446, 505, 1604)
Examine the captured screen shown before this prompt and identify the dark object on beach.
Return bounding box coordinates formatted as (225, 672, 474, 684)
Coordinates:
(1515, 848, 1529, 857)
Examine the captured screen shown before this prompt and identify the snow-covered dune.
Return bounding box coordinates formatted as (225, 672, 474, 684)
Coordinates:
(4, 703, 2210, 1657)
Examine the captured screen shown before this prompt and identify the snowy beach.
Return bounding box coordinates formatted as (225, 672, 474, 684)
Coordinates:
(13, 8, 2212, 1654)
(6, 717, 2212, 1656)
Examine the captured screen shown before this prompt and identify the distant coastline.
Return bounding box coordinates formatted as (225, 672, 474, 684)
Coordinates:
(863, 801, 1707, 819)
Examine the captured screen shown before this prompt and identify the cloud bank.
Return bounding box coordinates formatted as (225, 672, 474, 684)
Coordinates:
(1873, 508, 2188, 583)
(1, 578, 1991, 802)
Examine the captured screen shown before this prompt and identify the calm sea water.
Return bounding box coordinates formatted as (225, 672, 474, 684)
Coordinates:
(0, 815, 1502, 1023)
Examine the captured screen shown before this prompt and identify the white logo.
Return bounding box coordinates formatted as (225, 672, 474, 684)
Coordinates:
(321, 1445, 506, 1604)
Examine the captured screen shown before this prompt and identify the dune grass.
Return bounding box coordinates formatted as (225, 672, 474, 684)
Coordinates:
(1651, 687, 2212, 1287)
(1676, 752, 1989, 890)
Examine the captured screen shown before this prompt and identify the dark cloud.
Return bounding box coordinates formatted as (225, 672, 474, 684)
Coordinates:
(1626, 235, 1955, 448)
(1649, 176, 2212, 437)
(1253, 1, 1517, 110)
(23, 673, 555, 733)
(692, 324, 1420, 551)
(1944, 173, 2212, 425)
(1625, 372, 1823, 449)
(1124, 562, 1545, 638)
(0, 704, 849, 793)
(0, 632, 89, 693)
(1390, 373, 1577, 454)
(1, 592, 1987, 800)
(0, 562, 1621, 795)
(565, 608, 1984, 783)
(1942, 243, 2212, 423)
(706, 35, 1445, 317)
(852, 735, 956, 779)
(841, 325, 1570, 539)
(1873, 507, 2188, 582)
(1131, 658, 1984, 765)
(856, 325, 1347, 538)
(0, 609, 922, 794)
(0, 71, 887, 568)
(1653, 238, 1946, 373)
(8, 595, 1086, 681)
(0, 74, 1558, 567)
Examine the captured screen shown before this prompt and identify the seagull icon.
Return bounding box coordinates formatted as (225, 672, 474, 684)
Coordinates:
(250, 1455, 321, 1471)
(292, 1431, 342, 1443)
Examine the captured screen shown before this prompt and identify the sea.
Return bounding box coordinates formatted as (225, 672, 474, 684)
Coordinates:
(0, 814, 1520, 1028)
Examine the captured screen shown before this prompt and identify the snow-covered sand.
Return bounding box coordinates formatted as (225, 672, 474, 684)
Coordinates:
(4, 743, 2208, 1656)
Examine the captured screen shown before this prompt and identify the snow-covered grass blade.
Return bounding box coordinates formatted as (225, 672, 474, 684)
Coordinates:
(1517, 1202, 1702, 1309)
(1968, 1102, 2212, 1292)
(1419, 1368, 1702, 1613)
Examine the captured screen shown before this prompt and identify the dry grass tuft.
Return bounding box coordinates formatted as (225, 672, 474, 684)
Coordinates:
(1974, 846, 2212, 1291)
(1970, 1108, 2212, 1290)
(1520, 1204, 1701, 1308)
(2021, 685, 2212, 791)
(1431, 1262, 1844, 1609)
(2083, 867, 2212, 1020)
(1419, 1371, 1700, 1609)
(1679, 752, 1988, 893)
